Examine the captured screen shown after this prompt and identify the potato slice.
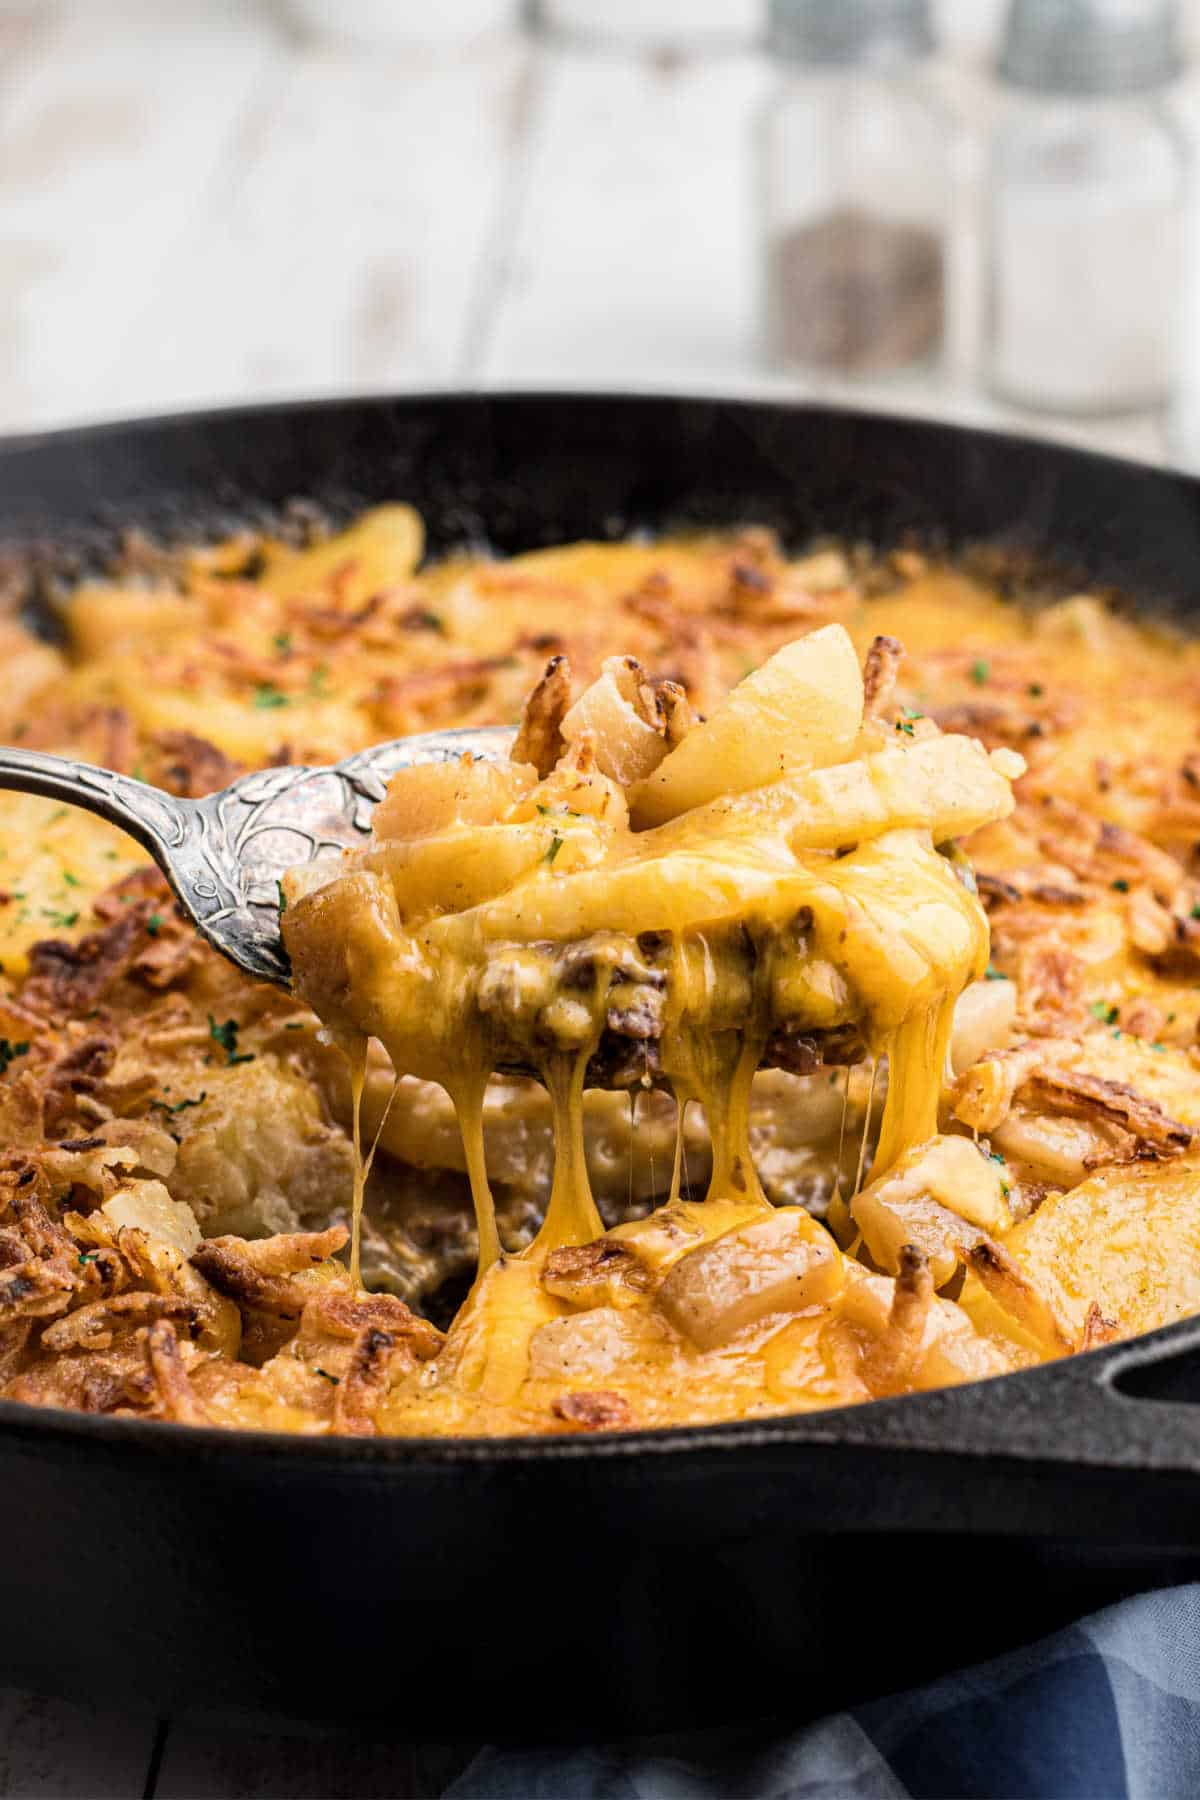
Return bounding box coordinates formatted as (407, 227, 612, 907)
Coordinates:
(650, 734, 1018, 858)
(262, 504, 424, 603)
(373, 759, 537, 841)
(657, 1207, 843, 1348)
(630, 625, 864, 826)
(950, 976, 1018, 1077)
(1006, 1159, 1200, 1343)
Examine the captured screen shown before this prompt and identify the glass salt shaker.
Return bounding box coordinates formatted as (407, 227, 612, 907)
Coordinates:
(759, 0, 954, 381)
(985, 0, 1187, 417)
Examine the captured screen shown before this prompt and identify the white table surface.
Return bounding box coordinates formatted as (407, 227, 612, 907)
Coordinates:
(0, 2, 1188, 1793)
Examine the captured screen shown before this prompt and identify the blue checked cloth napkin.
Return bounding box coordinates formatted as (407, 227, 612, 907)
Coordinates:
(445, 1582, 1200, 1799)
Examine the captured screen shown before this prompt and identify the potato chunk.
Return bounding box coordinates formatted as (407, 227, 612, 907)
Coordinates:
(851, 1135, 1011, 1289)
(657, 1207, 843, 1348)
(168, 1059, 355, 1240)
(102, 1179, 202, 1257)
(631, 625, 864, 826)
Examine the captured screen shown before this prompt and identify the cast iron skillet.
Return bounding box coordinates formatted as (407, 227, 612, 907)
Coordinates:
(3, 392, 1200, 1738)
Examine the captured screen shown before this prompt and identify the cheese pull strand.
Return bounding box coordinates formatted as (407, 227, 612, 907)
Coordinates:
(451, 1072, 502, 1272)
(531, 1049, 605, 1256)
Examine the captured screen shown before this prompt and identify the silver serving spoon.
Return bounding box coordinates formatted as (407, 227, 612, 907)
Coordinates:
(0, 729, 515, 986)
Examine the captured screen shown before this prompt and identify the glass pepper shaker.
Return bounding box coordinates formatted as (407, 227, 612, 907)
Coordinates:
(985, 0, 1187, 417)
(759, 0, 953, 381)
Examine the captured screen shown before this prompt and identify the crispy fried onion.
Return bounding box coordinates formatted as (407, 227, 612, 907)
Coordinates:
(862, 634, 904, 719)
(512, 653, 571, 778)
(295, 1288, 441, 1436)
(191, 1226, 349, 1320)
(954, 1040, 1194, 1169)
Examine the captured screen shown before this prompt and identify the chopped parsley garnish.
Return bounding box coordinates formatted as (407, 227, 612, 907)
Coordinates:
(984, 963, 1009, 982)
(272, 631, 293, 654)
(253, 683, 290, 710)
(150, 1091, 207, 1118)
(1191, 904, 1200, 921)
(62, 870, 80, 888)
(48, 807, 69, 822)
(315, 1367, 340, 1385)
(208, 1014, 254, 1066)
(307, 664, 330, 698)
(1111, 879, 1129, 893)
(277, 881, 287, 915)
(985, 1150, 1011, 1198)
(42, 909, 79, 928)
(895, 718, 916, 737)
(1028, 683, 1044, 698)
(1089, 1000, 1119, 1026)
(77, 1251, 99, 1267)
(970, 660, 990, 685)
(544, 835, 564, 866)
(411, 610, 445, 634)
(0, 1038, 29, 1075)
(146, 912, 163, 937)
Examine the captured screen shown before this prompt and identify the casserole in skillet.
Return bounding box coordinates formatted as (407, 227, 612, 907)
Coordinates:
(0, 394, 1199, 1730)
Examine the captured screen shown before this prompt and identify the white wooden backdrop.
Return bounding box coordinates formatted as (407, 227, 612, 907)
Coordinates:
(0, 1, 1193, 1792)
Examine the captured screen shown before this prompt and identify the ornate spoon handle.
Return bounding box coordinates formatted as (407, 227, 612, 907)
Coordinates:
(0, 746, 192, 852)
(0, 727, 516, 988)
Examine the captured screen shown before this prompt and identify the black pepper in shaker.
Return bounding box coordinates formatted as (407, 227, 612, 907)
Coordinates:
(759, 0, 953, 380)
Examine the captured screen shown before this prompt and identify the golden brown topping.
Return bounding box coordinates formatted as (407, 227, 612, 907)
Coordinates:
(151, 731, 242, 799)
(332, 1327, 397, 1436)
(512, 654, 572, 778)
(143, 1319, 209, 1424)
(861, 633, 904, 718)
(1026, 1067, 1192, 1159)
(41, 1290, 192, 1354)
(551, 1389, 632, 1431)
(191, 1226, 349, 1319)
(541, 1238, 650, 1307)
(1079, 1301, 1120, 1353)
(861, 1244, 934, 1391)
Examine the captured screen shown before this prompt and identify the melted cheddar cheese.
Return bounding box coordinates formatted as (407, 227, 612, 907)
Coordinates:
(281, 627, 1025, 1432)
(3, 512, 1200, 1437)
